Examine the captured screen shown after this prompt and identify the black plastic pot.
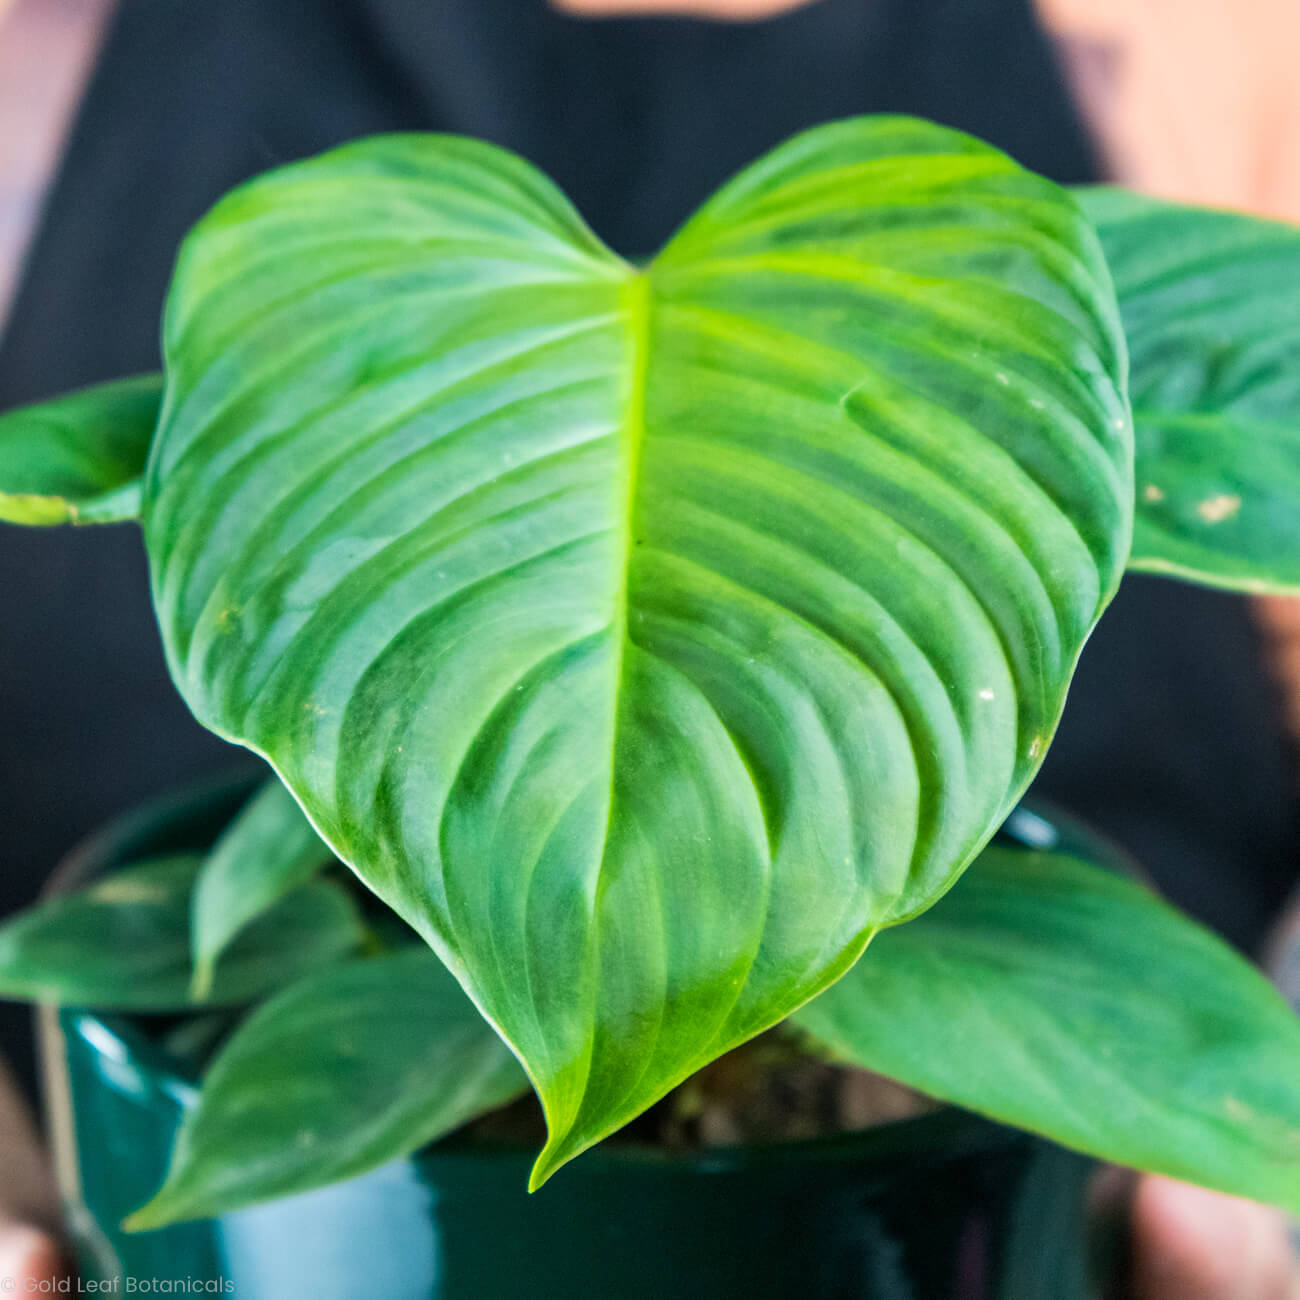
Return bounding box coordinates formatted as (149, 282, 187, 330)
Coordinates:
(39, 774, 1107, 1299)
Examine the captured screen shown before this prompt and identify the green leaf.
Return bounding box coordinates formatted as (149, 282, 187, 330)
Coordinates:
(0, 374, 162, 524)
(125, 948, 529, 1229)
(142, 119, 1132, 1184)
(191, 777, 334, 999)
(0, 855, 364, 1010)
(794, 843, 1300, 1213)
(1080, 188, 1300, 592)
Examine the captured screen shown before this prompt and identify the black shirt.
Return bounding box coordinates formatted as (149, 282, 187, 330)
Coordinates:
(0, 0, 1294, 1088)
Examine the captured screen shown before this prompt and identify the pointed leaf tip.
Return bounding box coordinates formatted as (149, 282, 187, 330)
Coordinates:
(0, 374, 161, 526)
(796, 840, 1300, 1215)
(144, 120, 1131, 1169)
(190, 777, 334, 983)
(130, 949, 529, 1224)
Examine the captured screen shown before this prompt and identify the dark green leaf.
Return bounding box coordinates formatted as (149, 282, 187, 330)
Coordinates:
(143, 119, 1132, 1183)
(191, 778, 334, 998)
(794, 844, 1300, 1213)
(0, 856, 364, 1009)
(125, 948, 529, 1228)
(1081, 187, 1300, 592)
(0, 374, 162, 524)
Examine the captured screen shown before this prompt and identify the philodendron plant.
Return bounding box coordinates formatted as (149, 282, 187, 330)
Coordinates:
(4, 115, 1300, 1226)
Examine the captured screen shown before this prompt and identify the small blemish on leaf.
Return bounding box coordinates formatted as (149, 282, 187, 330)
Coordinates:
(1197, 493, 1241, 524)
(994, 372, 1009, 386)
(978, 688, 995, 701)
(1028, 736, 1043, 758)
(1142, 484, 1165, 503)
(838, 378, 868, 407)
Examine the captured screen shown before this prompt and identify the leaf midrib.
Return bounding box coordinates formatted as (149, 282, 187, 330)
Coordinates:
(599, 268, 652, 830)
(520, 269, 653, 1180)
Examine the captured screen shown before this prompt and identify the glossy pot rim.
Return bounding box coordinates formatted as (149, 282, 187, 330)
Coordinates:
(58, 1000, 1011, 1180)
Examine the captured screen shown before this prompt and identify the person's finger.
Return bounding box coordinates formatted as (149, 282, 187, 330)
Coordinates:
(0, 1223, 65, 1286)
(1130, 1173, 1297, 1300)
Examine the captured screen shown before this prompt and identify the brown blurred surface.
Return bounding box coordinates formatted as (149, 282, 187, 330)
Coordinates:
(0, 1054, 56, 1227)
(553, 0, 817, 15)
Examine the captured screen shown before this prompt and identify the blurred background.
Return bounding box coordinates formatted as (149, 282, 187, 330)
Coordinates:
(1, 0, 1299, 1122)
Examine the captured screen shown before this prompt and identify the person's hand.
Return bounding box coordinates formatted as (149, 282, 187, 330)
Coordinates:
(0, 1223, 64, 1291)
(1130, 1173, 1299, 1299)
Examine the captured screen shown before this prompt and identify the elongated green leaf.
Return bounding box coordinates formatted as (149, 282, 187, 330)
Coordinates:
(0, 374, 161, 524)
(191, 777, 334, 999)
(143, 119, 1131, 1184)
(126, 948, 529, 1228)
(794, 843, 1300, 1213)
(0, 856, 364, 1010)
(1081, 188, 1300, 592)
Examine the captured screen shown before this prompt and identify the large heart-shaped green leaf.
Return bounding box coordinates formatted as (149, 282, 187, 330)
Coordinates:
(0, 374, 161, 524)
(126, 948, 529, 1229)
(143, 118, 1132, 1183)
(0, 856, 364, 1010)
(1080, 188, 1300, 592)
(794, 842, 1300, 1213)
(191, 777, 335, 999)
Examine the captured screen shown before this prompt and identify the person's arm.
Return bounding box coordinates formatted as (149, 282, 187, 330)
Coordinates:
(0, 1, 110, 1281)
(0, 0, 113, 330)
(1038, 0, 1300, 218)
